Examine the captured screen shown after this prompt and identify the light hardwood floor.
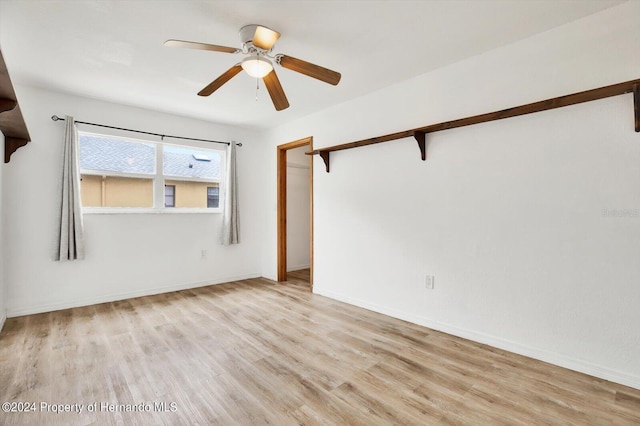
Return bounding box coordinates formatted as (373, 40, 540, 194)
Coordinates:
(1, 271, 639, 425)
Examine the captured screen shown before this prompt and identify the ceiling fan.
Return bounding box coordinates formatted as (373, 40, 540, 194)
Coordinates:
(164, 24, 341, 111)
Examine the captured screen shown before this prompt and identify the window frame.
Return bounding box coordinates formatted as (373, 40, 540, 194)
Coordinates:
(79, 131, 226, 214)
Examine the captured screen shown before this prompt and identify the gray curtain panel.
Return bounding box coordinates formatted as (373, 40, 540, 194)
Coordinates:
(221, 141, 239, 245)
(55, 116, 85, 260)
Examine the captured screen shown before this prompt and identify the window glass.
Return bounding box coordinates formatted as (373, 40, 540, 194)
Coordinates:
(80, 175, 153, 208)
(79, 134, 155, 174)
(78, 132, 224, 212)
(163, 145, 221, 179)
(164, 180, 219, 208)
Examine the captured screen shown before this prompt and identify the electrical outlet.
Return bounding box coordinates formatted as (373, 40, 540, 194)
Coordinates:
(425, 275, 435, 290)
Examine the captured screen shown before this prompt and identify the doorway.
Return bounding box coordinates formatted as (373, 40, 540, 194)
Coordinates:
(277, 137, 313, 290)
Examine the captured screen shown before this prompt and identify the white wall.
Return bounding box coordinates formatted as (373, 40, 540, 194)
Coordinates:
(0, 132, 5, 331)
(262, 2, 640, 389)
(4, 86, 264, 316)
(286, 146, 311, 271)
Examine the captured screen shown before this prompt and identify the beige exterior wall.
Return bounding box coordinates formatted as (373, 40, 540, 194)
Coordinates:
(81, 175, 103, 207)
(165, 180, 218, 208)
(81, 175, 153, 208)
(81, 175, 218, 208)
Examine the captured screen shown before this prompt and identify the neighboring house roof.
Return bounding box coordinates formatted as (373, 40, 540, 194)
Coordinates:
(79, 134, 220, 179)
(163, 151, 220, 179)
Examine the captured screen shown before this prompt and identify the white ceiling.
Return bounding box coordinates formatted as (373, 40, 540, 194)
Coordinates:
(0, 0, 624, 130)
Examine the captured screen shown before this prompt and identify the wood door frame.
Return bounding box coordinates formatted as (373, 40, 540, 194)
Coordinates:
(277, 136, 313, 290)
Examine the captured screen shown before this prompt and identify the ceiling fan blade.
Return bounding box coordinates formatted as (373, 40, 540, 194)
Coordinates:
(263, 70, 289, 111)
(198, 65, 243, 96)
(164, 39, 238, 54)
(278, 55, 341, 86)
(252, 26, 281, 51)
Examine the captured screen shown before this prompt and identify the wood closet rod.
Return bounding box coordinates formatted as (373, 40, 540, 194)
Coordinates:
(308, 78, 640, 172)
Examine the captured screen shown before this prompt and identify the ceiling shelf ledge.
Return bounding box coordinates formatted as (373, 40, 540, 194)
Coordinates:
(307, 78, 640, 172)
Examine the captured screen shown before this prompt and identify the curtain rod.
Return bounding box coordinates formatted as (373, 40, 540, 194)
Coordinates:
(50, 115, 242, 147)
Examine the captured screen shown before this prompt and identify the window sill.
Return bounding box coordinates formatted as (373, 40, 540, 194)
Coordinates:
(82, 207, 222, 215)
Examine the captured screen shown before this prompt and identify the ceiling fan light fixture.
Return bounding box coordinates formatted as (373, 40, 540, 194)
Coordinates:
(241, 55, 273, 78)
(252, 25, 281, 50)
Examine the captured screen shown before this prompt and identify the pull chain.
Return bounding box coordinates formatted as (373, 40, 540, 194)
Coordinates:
(256, 77, 259, 101)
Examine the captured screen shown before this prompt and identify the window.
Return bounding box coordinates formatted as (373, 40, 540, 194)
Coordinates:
(207, 187, 219, 208)
(163, 145, 222, 209)
(79, 132, 224, 212)
(165, 185, 175, 207)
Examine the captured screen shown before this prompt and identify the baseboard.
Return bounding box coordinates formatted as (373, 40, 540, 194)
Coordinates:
(7, 272, 261, 318)
(0, 312, 6, 333)
(287, 263, 310, 272)
(314, 288, 640, 391)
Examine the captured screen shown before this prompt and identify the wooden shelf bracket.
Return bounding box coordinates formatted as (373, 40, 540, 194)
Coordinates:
(319, 150, 330, 173)
(0, 48, 31, 163)
(414, 131, 427, 161)
(634, 83, 639, 132)
(0, 97, 17, 113)
(4, 137, 29, 163)
(307, 78, 640, 172)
